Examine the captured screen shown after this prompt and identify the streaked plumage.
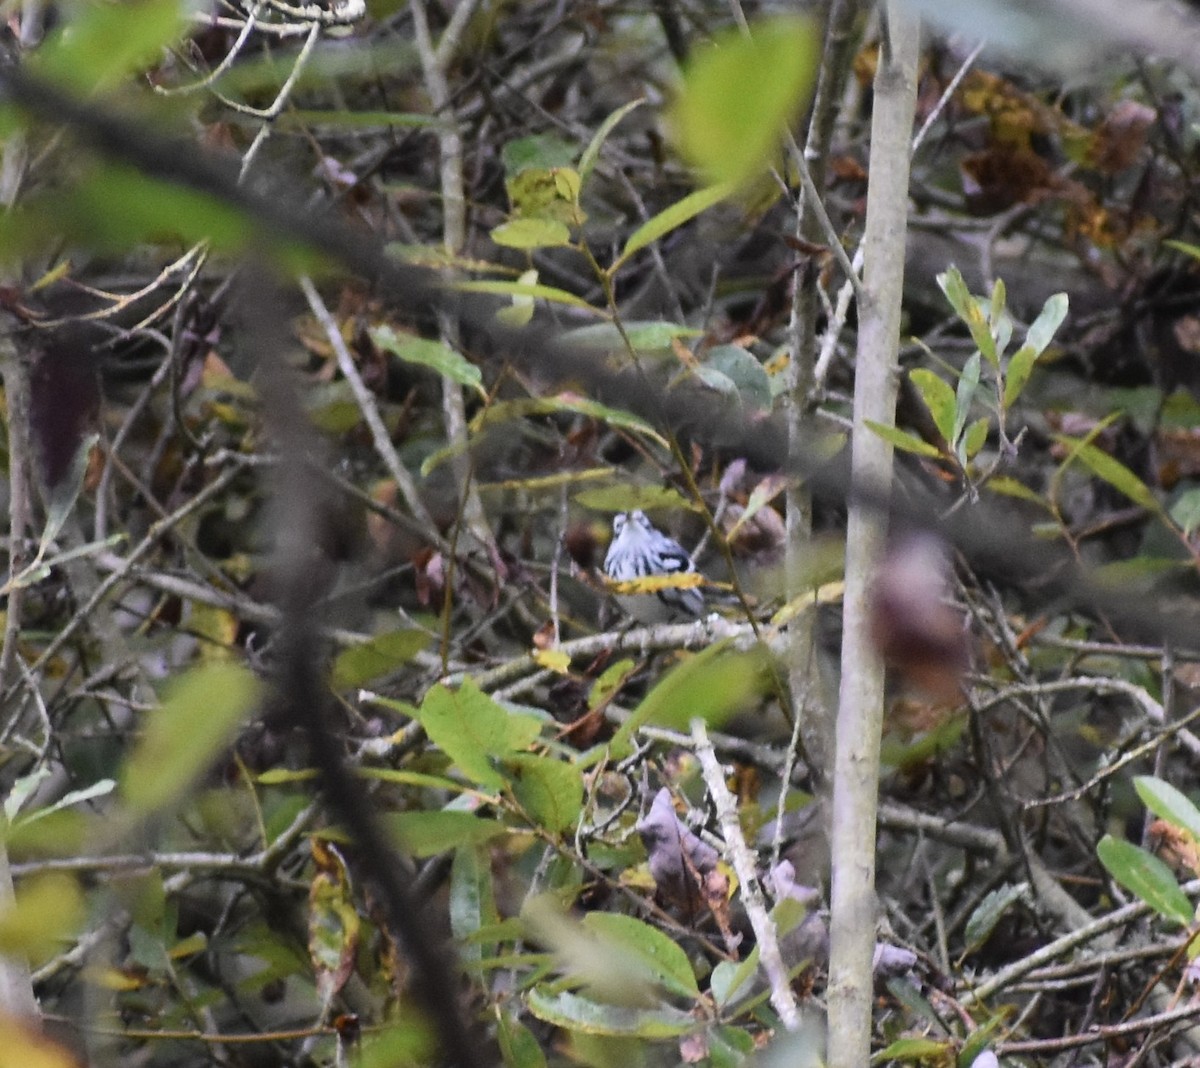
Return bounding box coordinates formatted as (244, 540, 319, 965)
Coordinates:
(603, 510, 705, 623)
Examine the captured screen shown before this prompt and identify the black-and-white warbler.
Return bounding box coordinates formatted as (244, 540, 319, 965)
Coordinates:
(603, 510, 706, 624)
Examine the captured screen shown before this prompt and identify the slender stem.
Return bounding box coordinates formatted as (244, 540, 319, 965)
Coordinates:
(826, 6, 920, 1065)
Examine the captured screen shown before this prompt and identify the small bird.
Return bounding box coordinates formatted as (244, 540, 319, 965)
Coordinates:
(603, 510, 706, 624)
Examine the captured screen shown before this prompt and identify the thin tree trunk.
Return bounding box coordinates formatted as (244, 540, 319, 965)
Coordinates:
(825, 5, 919, 1066)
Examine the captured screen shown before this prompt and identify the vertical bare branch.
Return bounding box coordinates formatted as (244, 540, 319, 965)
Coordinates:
(826, 5, 919, 1066)
(0, 342, 40, 1022)
(784, 0, 863, 863)
(411, 0, 497, 565)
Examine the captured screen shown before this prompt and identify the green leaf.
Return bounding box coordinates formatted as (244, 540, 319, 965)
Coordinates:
(579, 99, 646, 188)
(560, 320, 702, 352)
(871, 1036, 953, 1063)
(502, 135, 578, 176)
(1004, 343, 1039, 408)
(670, 16, 819, 188)
(452, 279, 604, 315)
(120, 662, 261, 813)
(962, 416, 990, 460)
(988, 277, 1007, 330)
(10, 778, 115, 830)
(953, 353, 981, 448)
(588, 660, 636, 709)
(0, 873, 84, 961)
(473, 396, 667, 448)
(15, 162, 257, 256)
(610, 643, 764, 756)
(574, 485, 696, 514)
(1097, 835, 1192, 926)
(1024, 292, 1069, 357)
(371, 327, 485, 398)
(985, 476, 1048, 506)
(387, 810, 508, 858)
(909, 369, 955, 444)
(616, 182, 735, 268)
(1134, 776, 1200, 841)
(937, 267, 996, 365)
(1167, 238, 1200, 261)
(490, 218, 572, 249)
(450, 845, 500, 965)
(525, 987, 696, 1038)
(38, 433, 97, 558)
(1170, 489, 1200, 537)
(503, 168, 585, 227)
(279, 109, 440, 130)
(354, 1022, 438, 1068)
(709, 949, 760, 1009)
(414, 680, 543, 789)
(331, 629, 431, 690)
(1054, 435, 1164, 518)
(503, 754, 583, 834)
(704, 345, 772, 409)
(580, 913, 700, 1000)
(961, 883, 1028, 957)
(863, 421, 943, 458)
(34, 0, 187, 92)
(498, 1012, 549, 1068)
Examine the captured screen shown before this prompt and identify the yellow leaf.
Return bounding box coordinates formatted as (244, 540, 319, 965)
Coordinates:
(533, 649, 572, 674)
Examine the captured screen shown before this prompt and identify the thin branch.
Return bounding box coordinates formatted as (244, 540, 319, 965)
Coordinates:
(693, 720, 800, 1029)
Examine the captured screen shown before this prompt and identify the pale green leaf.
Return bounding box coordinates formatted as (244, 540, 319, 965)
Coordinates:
(0, 873, 84, 961)
(1097, 835, 1192, 926)
(525, 987, 696, 1038)
(503, 754, 583, 834)
(1004, 343, 1039, 408)
(414, 680, 542, 789)
(985, 476, 1048, 506)
(1024, 292, 1069, 356)
(39, 433, 98, 557)
(962, 883, 1028, 956)
(1170, 489, 1200, 537)
(863, 420, 943, 458)
(1134, 776, 1200, 841)
(120, 662, 261, 813)
(670, 16, 819, 188)
(501, 135, 577, 176)
(610, 643, 764, 757)
(953, 353, 981, 447)
(451, 279, 603, 315)
(35, 0, 188, 92)
(909, 369, 955, 444)
(450, 845, 500, 964)
(580, 913, 700, 1000)
(498, 1012, 549, 1068)
(371, 327, 485, 397)
(616, 182, 735, 267)
(331, 629, 431, 690)
(11, 778, 115, 829)
(937, 267, 996, 364)
(1055, 436, 1164, 517)
(962, 416, 990, 460)
(578, 99, 645, 187)
(872, 1037, 953, 1063)
(574, 485, 696, 513)
(388, 811, 508, 858)
(704, 345, 771, 409)
(490, 218, 572, 249)
(560, 320, 702, 352)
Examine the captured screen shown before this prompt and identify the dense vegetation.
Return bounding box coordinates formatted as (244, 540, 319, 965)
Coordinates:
(3, 1, 1200, 1066)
